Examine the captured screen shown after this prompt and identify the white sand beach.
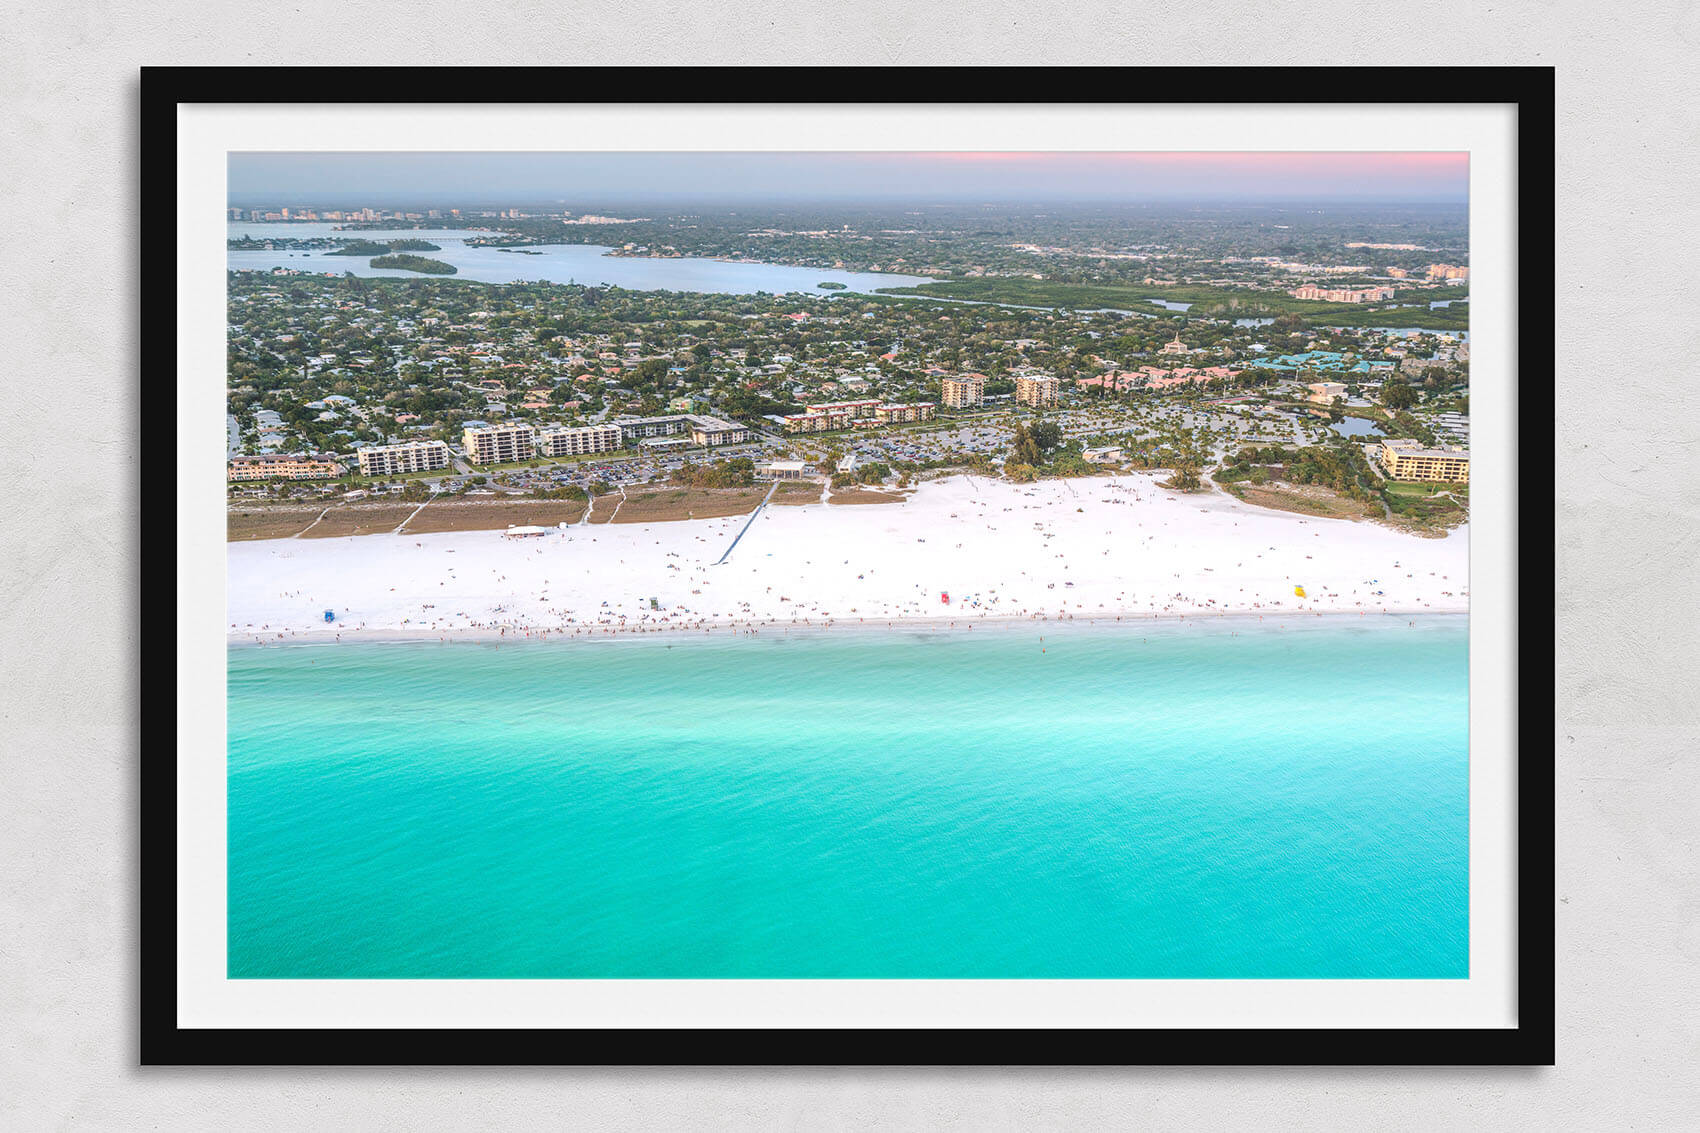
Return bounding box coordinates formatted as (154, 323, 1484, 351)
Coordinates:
(227, 473, 1468, 642)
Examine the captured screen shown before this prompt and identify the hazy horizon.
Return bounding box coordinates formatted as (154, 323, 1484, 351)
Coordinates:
(228, 151, 1468, 207)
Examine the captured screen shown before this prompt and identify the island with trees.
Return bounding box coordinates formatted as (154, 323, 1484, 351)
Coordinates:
(327, 240, 396, 257)
(368, 253, 457, 275)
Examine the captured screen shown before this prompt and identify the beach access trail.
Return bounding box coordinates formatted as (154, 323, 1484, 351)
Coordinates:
(393, 489, 441, 534)
(290, 506, 334, 539)
(716, 480, 782, 565)
(228, 472, 1469, 641)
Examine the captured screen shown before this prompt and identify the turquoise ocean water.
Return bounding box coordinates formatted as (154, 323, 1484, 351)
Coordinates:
(228, 617, 1468, 979)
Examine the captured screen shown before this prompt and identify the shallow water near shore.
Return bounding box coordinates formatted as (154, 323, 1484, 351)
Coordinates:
(228, 616, 1468, 979)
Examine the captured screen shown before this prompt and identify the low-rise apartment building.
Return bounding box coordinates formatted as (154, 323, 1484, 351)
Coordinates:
(356, 439, 451, 477)
(613, 414, 748, 447)
(783, 410, 851, 434)
(804, 399, 881, 420)
(227, 453, 346, 481)
(615, 415, 692, 443)
(784, 402, 936, 433)
(874, 402, 936, 424)
(1378, 438, 1470, 482)
(687, 415, 750, 447)
(1289, 284, 1397, 303)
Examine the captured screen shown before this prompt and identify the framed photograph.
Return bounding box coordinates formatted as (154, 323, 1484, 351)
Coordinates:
(145, 67, 1555, 1064)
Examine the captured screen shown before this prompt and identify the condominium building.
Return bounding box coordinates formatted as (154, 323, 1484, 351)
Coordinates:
(687, 415, 750, 447)
(1288, 284, 1397, 303)
(783, 410, 851, 434)
(356, 439, 451, 477)
(535, 423, 623, 457)
(786, 403, 936, 433)
(804, 399, 881, 419)
(1426, 263, 1470, 281)
(1378, 438, 1470, 482)
(873, 402, 936, 424)
(613, 413, 749, 447)
(227, 453, 346, 481)
(1014, 374, 1062, 408)
(461, 422, 535, 465)
(615, 415, 692, 443)
(1306, 381, 1348, 405)
(940, 373, 986, 409)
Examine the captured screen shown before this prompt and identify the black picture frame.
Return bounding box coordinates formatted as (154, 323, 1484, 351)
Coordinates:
(142, 66, 1556, 1066)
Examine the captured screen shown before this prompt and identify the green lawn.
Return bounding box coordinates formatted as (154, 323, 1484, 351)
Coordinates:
(1384, 479, 1467, 497)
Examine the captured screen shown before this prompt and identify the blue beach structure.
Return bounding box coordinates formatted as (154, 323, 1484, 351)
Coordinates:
(323, 609, 336, 623)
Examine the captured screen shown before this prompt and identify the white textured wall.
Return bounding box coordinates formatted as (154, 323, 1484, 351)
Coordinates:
(3, 4, 1696, 1128)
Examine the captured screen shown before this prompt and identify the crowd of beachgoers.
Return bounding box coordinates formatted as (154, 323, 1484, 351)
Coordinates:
(227, 473, 1468, 645)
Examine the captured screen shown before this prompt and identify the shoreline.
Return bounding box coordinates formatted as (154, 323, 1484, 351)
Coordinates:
(228, 608, 1468, 648)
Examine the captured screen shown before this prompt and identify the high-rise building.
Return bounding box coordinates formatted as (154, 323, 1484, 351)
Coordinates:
(462, 423, 536, 465)
(535, 423, 623, 457)
(1014, 375, 1062, 408)
(940, 373, 986, 409)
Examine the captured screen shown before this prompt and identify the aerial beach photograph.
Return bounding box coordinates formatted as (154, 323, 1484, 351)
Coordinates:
(222, 148, 1473, 981)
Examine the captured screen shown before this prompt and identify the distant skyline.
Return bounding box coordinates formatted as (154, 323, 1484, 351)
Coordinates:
(228, 151, 1468, 206)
